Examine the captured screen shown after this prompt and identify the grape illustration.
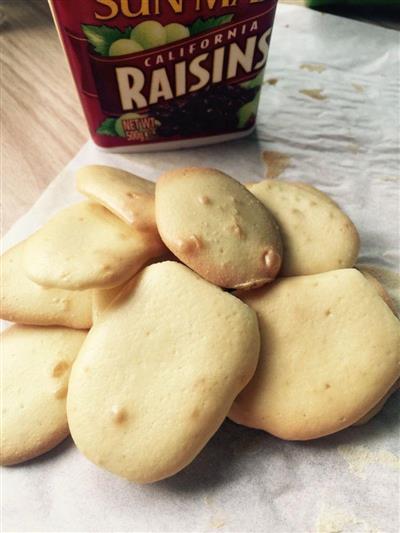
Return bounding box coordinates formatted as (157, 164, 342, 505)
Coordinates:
(109, 39, 143, 56)
(131, 21, 167, 50)
(165, 23, 190, 44)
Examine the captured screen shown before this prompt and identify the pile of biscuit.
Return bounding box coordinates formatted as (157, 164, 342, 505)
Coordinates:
(1, 165, 399, 484)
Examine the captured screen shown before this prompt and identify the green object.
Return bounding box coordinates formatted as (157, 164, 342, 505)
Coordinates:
(189, 15, 234, 36)
(306, 0, 399, 6)
(237, 91, 261, 129)
(82, 24, 132, 56)
(97, 117, 118, 137)
(131, 21, 167, 50)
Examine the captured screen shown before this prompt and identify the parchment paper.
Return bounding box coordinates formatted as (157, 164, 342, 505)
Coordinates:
(2, 5, 399, 532)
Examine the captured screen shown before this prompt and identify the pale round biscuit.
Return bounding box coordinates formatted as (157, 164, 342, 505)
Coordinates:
(155, 168, 283, 290)
(1, 241, 92, 328)
(354, 379, 399, 426)
(76, 165, 156, 232)
(68, 261, 260, 483)
(248, 180, 360, 276)
(230, 269, 400, 440)
(1, 325, 87, 465)
(23, 202, 166, 290)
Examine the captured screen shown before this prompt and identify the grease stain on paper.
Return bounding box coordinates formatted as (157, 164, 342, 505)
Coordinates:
(316, 504, 379, 533)
(301, 63, 326, 73)
(204, 495, 227, 531)
(348, 143, 360, 154)
(300, 89, 327, 101)
(262, 151, 291, 180)
(352, 83, 365, 94)
(338, 444, 400, 480)
(378, 175, 399, 182)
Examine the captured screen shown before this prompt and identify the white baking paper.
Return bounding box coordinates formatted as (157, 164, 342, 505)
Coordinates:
(2, 5, 399, 532)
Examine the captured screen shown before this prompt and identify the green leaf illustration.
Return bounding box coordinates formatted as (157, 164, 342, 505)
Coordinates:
(82, 24, 132, 56)
(189, 14, 234, 36)
(96, 117, 118, 136)
(241, 71, 265, 90)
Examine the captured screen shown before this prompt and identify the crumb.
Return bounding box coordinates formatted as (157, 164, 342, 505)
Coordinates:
(265, 78, 279, 86)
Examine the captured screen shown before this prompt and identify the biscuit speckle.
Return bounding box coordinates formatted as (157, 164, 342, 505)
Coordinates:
(176, 235, 203, 254)
(52, 360, 70, 377)
(111, 405, 127, 424)
(263, 249, 281, 277)
(126, 191, 140, 199)
(325, 309, 332, 317)
(191, 408, 200, 419)
(231, 223, 244, 239)
(54, 384, 68, 400)
(198, 195, 211, 205)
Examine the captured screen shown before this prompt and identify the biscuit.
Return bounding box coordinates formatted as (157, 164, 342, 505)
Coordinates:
(155, 168, 282, 289)
(67, 261, 260, 483)
(76, 165, 156, 232)
(92, 255, 173, 322)
(358, 265, 399, 316)
(1, 241, 92, 329)
(92, 285, 125, 322)
(23, 202, 166, 290)
(354, 379, 399, 426)
(1, 325, 87, 465)
(248, 180, 360, 276)
(291, 182, 337, 206)
(230, 269, 400, 440)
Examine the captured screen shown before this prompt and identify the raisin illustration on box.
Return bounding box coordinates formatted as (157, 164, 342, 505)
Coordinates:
(49, 0, 278, 151)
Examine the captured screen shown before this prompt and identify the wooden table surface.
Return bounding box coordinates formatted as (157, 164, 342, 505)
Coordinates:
(1, 0, 398, 233)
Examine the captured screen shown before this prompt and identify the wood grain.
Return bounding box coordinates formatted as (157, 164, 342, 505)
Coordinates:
(0, 0, 396, 234)
(1, 0, 87, 234)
